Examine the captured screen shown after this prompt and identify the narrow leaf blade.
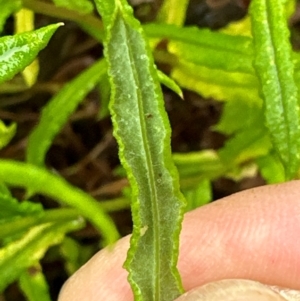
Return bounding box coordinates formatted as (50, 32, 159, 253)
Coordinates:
(95, 1, 186, 300)
(250, 0, 300, 179)
(27, 59, 106, 167)
(0, 23, 62, 84)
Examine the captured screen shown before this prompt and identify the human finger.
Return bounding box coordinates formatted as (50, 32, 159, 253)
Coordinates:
(58, 181, 300, 301)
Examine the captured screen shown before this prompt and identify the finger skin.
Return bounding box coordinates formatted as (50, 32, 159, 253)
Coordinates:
(58, 181, 300, 301)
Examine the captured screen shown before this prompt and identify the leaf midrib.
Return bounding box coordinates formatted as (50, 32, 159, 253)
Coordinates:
(121, 17, 162, 300)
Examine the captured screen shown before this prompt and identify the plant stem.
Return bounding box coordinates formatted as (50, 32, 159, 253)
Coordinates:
(22, 0, 104, 41)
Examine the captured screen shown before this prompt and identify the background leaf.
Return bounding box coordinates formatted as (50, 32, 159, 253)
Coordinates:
(0, 160, 120, 245)
(27, 59, 107, 167)
(19, 264, 52, 301)
(0, 23, 62, 84)
(0, 220, 83, 292)
(250, 0, 300, 179)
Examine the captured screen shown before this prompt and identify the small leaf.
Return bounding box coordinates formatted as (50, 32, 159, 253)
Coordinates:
(27, 59, 107, 167)
(250, 0, 300, 179)
(95, 1, 186, 300)
(157, 70, 183, 98)
(19, 264, 52, 301)
(0, 220, 83, 293)
(0, 23, 63, 84)
(0, 120, 16, 150)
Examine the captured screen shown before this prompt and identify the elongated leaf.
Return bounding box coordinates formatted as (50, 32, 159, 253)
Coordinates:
(0, 160, 119, 245)
(172, 61, 260, 103)
(0, 220, 83, 292)
(27, 59, 107, 167)
(250, 0, 300, 179)
(94, 1, 186, 300)
(0, 23, 62, 84)
(145, 23, 254, 73)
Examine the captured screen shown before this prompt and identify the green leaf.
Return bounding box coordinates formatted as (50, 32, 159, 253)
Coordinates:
(214, 97, 263, 135)
(157, 70, 183, 98)
(0, 0, 21, 33)
(173, 150, 225, 184)
(52, 0, 94, 14)
(172, 61, 259, 103)
(27, 59, 107, 167)
(19, 265, 52, 301)
(0, 208, 81, 240)
(250, 0, 300, 179)
(218, 127, 272, 165)
(0, 220, 83, 293)
(95, 1, 186, 300)
(144, 23, 254, 73)
(0, 120, 16, 149)
(0, 23, 62, 84)
(0, 160, 119, 245)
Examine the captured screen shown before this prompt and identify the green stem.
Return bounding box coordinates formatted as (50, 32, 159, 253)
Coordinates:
(22, 0, 104, 41)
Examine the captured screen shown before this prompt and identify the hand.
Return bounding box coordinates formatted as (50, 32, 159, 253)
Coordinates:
(58, 181, 300, 301)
